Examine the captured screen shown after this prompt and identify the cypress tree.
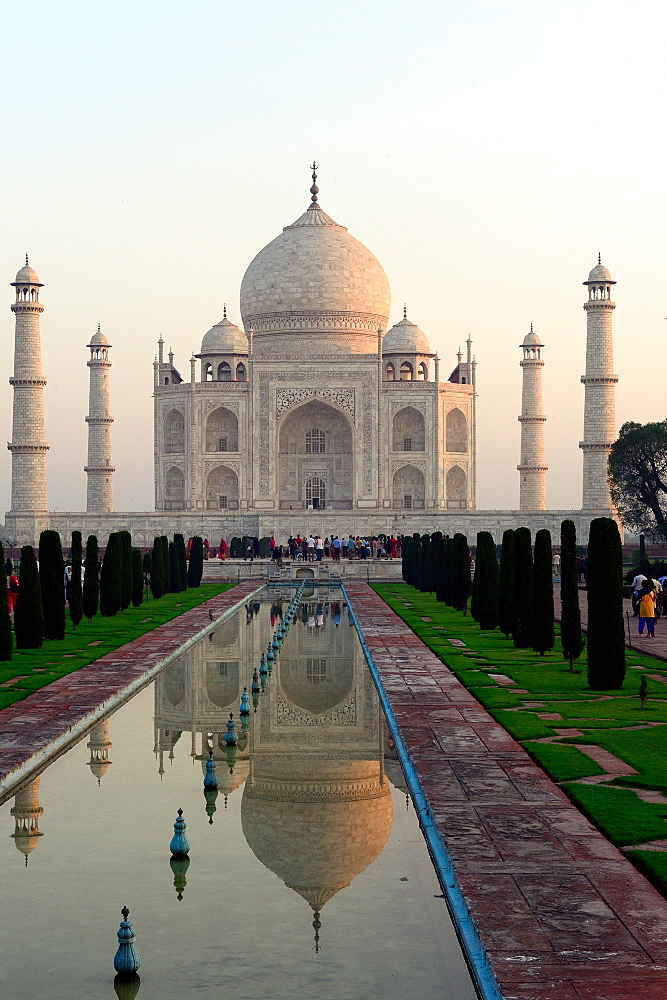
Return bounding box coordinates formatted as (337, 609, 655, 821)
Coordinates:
(188, 536, 204, 587)
(100, 533, 122, 616)
(402, 535, 412, 584)
(169, 541, 181, 592)
(442, 537, 454, 606)
(419, 534, 431, 592)
(0, 546, 12, 660)
(14, 545, 44, 649)
(142, 551, 152, 600)
(472, 531, 498, 630)
(83, 535, 99, 622)
(174, 533, 188, 590)
(560, 519, 583, 672)
(512, 527, 533, 647)
(131, 548, 143, 607)
(531, 529, 554, 655)
(150, 537, 164, 598)
(39, 530, 66, 640)
(119, 530, 132, 610)
(411, 532, 422, 590)
(69, 531, 83, 629)
(431, 532, 444, 601)
(160, 536, 171, 593)
(498, 529, 515, 638)
(587, 517, 626, 690)
(451, 533, 472, 612)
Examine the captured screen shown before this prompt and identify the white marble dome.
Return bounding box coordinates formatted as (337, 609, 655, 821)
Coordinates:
(383, 315, 430, 354)
(586, 261, 614, 283)
(522, 326, 542, 347)
(89, 324, 110, 347)
(200, 314, 248, 355)
(13, 263, 42, 285)
(240, 200, 391, 355)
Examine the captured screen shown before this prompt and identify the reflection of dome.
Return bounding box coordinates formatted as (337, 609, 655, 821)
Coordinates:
(200, 314, 248, 355)
(240, 187, 391, 355)
(383, 315, 430, 354)
(10, 778, 44, 864)
(241, 760, 392, 909)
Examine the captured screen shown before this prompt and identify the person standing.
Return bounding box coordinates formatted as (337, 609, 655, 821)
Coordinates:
(341, 536, 348, 560)
(316, 536, 324, 562)
(631, 569, 647, 617)
(638, 581, 656, 637)
(6, 570, 19, 616)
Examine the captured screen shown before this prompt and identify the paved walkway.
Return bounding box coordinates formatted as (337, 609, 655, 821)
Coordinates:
(0, 582, 261, 799)
(345, 582, 667, 1000)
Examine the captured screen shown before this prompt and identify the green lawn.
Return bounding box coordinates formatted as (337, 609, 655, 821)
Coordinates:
(0, 583, 233, 711)
(374, 583, 667, 897)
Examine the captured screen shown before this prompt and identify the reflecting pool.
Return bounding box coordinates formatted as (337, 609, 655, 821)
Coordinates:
(0, 587, 477, 999)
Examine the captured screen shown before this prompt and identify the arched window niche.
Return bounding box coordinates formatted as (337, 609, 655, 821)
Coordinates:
(164, 410, 185, 453)
(399, 361, 413, 381)
(446, 408, 467, 452)
(218, 362, 231, 381)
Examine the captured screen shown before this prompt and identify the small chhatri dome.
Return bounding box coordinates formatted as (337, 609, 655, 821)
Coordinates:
(89, 323, 110, 347)
(522, 323, 542, 347)
(383, 313, 431, 354)
(12, 255, 42, 286)
(200, 313, 248, 355)
(585, 256, 615, 284)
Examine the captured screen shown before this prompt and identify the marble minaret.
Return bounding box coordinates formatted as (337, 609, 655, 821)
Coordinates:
(580, 258, 617, 511)
(8, 258, 49, 513)
(518, 325, 547, 510)
(85, 324, 115, 512)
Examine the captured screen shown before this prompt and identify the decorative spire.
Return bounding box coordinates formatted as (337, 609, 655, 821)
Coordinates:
(310, 161, 319, 205)
(223, 303, 227, 319)
(97, 323, 101, 333)
(530, 323, 533, 332)
(403, 304, 407, 320)
(598, 252, 602, 265)
(25, 254, 29, 266)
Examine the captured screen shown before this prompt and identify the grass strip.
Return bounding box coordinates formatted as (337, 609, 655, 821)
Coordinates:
(522, 741, 605, 782)
(0, 583, 233, 710)
(561, 783, 667, 846)
(627, 851, 667, 899)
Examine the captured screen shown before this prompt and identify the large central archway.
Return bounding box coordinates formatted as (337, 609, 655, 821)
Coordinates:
(278, 400, 353, 509)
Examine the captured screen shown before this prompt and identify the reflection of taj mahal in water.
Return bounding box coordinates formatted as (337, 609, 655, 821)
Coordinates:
(154, 590, 393, 930)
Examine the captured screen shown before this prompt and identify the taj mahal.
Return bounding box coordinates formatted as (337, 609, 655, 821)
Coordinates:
(3, 167, 618, 548)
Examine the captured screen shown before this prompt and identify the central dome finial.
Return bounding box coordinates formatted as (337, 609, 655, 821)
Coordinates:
(310, 161, 319, 205)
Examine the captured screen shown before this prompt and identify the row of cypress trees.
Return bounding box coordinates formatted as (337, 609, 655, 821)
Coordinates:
(402, 515, 625, 690)
(1, 529, 206, 660)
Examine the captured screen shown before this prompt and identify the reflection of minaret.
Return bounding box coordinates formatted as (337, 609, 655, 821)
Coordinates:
(87, 718, 113, 784)
(10, 776, 44, 865)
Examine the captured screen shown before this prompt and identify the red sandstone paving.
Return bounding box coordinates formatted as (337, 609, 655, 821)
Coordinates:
(345, 582, 667, 1000)
(0, 583, 260, 795)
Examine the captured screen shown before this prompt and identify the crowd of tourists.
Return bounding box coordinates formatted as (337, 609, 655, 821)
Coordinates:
(237, 534, 404, 562)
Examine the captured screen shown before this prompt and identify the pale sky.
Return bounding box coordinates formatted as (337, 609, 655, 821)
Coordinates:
(1, 1, 666, 516)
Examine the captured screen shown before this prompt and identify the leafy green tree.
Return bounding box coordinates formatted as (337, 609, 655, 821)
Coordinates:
(498, 529, 515, 638)
(511, 527, 532, 648)
(131, 548, 143, 607)
(150, 536, 164, 598)
(451, 533, 472, 612)
(14, 545, 44, 649)
(69, 531, 83, 629)
(188, 536, 204, 587)
(82, 535, 99, 622)
(608, 421, 667, 539)
(119, 530, 132, 610)
(0, 546, 12, 661)
(587, 517, 626, 690)
(531, 529, 554, 655)
(560, 520, 583, 672)
(39, 530, 66, 640)
(174, 533, 188, 590)
(471, 531, 498, 630)
(100, 533, 122, 616)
